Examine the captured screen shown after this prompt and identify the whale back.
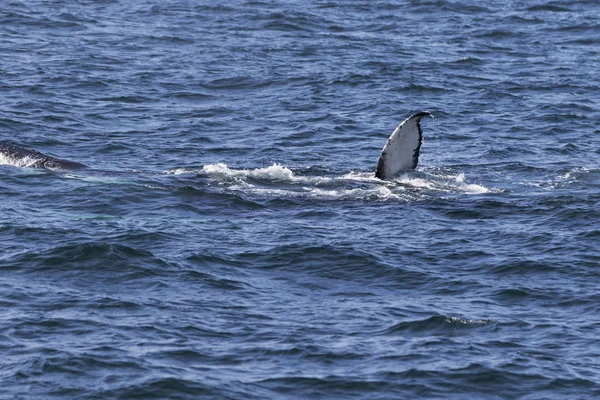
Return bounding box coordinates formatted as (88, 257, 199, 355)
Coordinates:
(0, 142, 86, 170)
(375, 111, 431, 180)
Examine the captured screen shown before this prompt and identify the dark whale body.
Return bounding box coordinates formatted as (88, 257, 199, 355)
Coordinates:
(0, 142, 87, 170)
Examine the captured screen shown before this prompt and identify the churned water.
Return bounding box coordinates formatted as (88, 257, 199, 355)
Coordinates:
(1, 0, 599, 398)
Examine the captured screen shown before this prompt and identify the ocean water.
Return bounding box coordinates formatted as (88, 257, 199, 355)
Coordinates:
(1, 0, 599, 398)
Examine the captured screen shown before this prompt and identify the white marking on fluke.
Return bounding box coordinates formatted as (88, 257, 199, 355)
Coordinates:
(375, 111, 432, 180)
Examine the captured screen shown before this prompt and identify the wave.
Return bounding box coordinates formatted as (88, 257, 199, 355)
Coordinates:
(381, 315, 497, 336)
(5, 242, 172, 278)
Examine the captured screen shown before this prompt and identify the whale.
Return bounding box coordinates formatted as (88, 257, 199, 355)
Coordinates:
(1, 111, 433, 176)
(375, 111, 432, 180)
(0, 142, 87, 170)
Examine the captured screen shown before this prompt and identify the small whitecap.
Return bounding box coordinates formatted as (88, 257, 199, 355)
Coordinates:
(445, 316, 496, 326)
(163, 168, 199, 175)
(556, 166, 591, 183)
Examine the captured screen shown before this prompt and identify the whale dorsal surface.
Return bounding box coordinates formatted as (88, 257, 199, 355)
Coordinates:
(375, 111, 432, 180)
(0, 142, 86, 170)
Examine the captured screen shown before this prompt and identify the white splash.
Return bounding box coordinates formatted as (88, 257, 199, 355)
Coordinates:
(163, 168, 198, 175)
(0, 153, 43, 168)
(202, 163, 296, 181)
(308, 185, 400, 200)
(163, 163, 492, 201)
(394, 171, 489, 194)
(454, 173, 490, 194)
(397, 174, 436, 190)
(339, 171, 382, 183)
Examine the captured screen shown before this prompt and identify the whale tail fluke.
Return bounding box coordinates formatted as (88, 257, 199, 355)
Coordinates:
(375, 111, 432, 180)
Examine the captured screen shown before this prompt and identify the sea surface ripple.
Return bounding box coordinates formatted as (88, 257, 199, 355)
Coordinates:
(1, 0, 599, 399)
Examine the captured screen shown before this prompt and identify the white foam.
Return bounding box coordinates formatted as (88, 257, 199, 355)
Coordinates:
(163, 168, 199, 175)
(397, 174, 436, 189)
(202, 163, 296, 181)
(445, 316, 496, 326)
(393, 171, 490, 194)
(0, 153, 43, 168)
(338, 171, 381, 183)
(557, 166, 591, 182)
(235, 183, 402, 201)
(454, 173, 490, 194)
(165, 163, 491, 200)
(64, 174, 132, 185)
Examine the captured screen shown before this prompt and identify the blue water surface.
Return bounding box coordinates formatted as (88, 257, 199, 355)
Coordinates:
(1, 0, 599, 398)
